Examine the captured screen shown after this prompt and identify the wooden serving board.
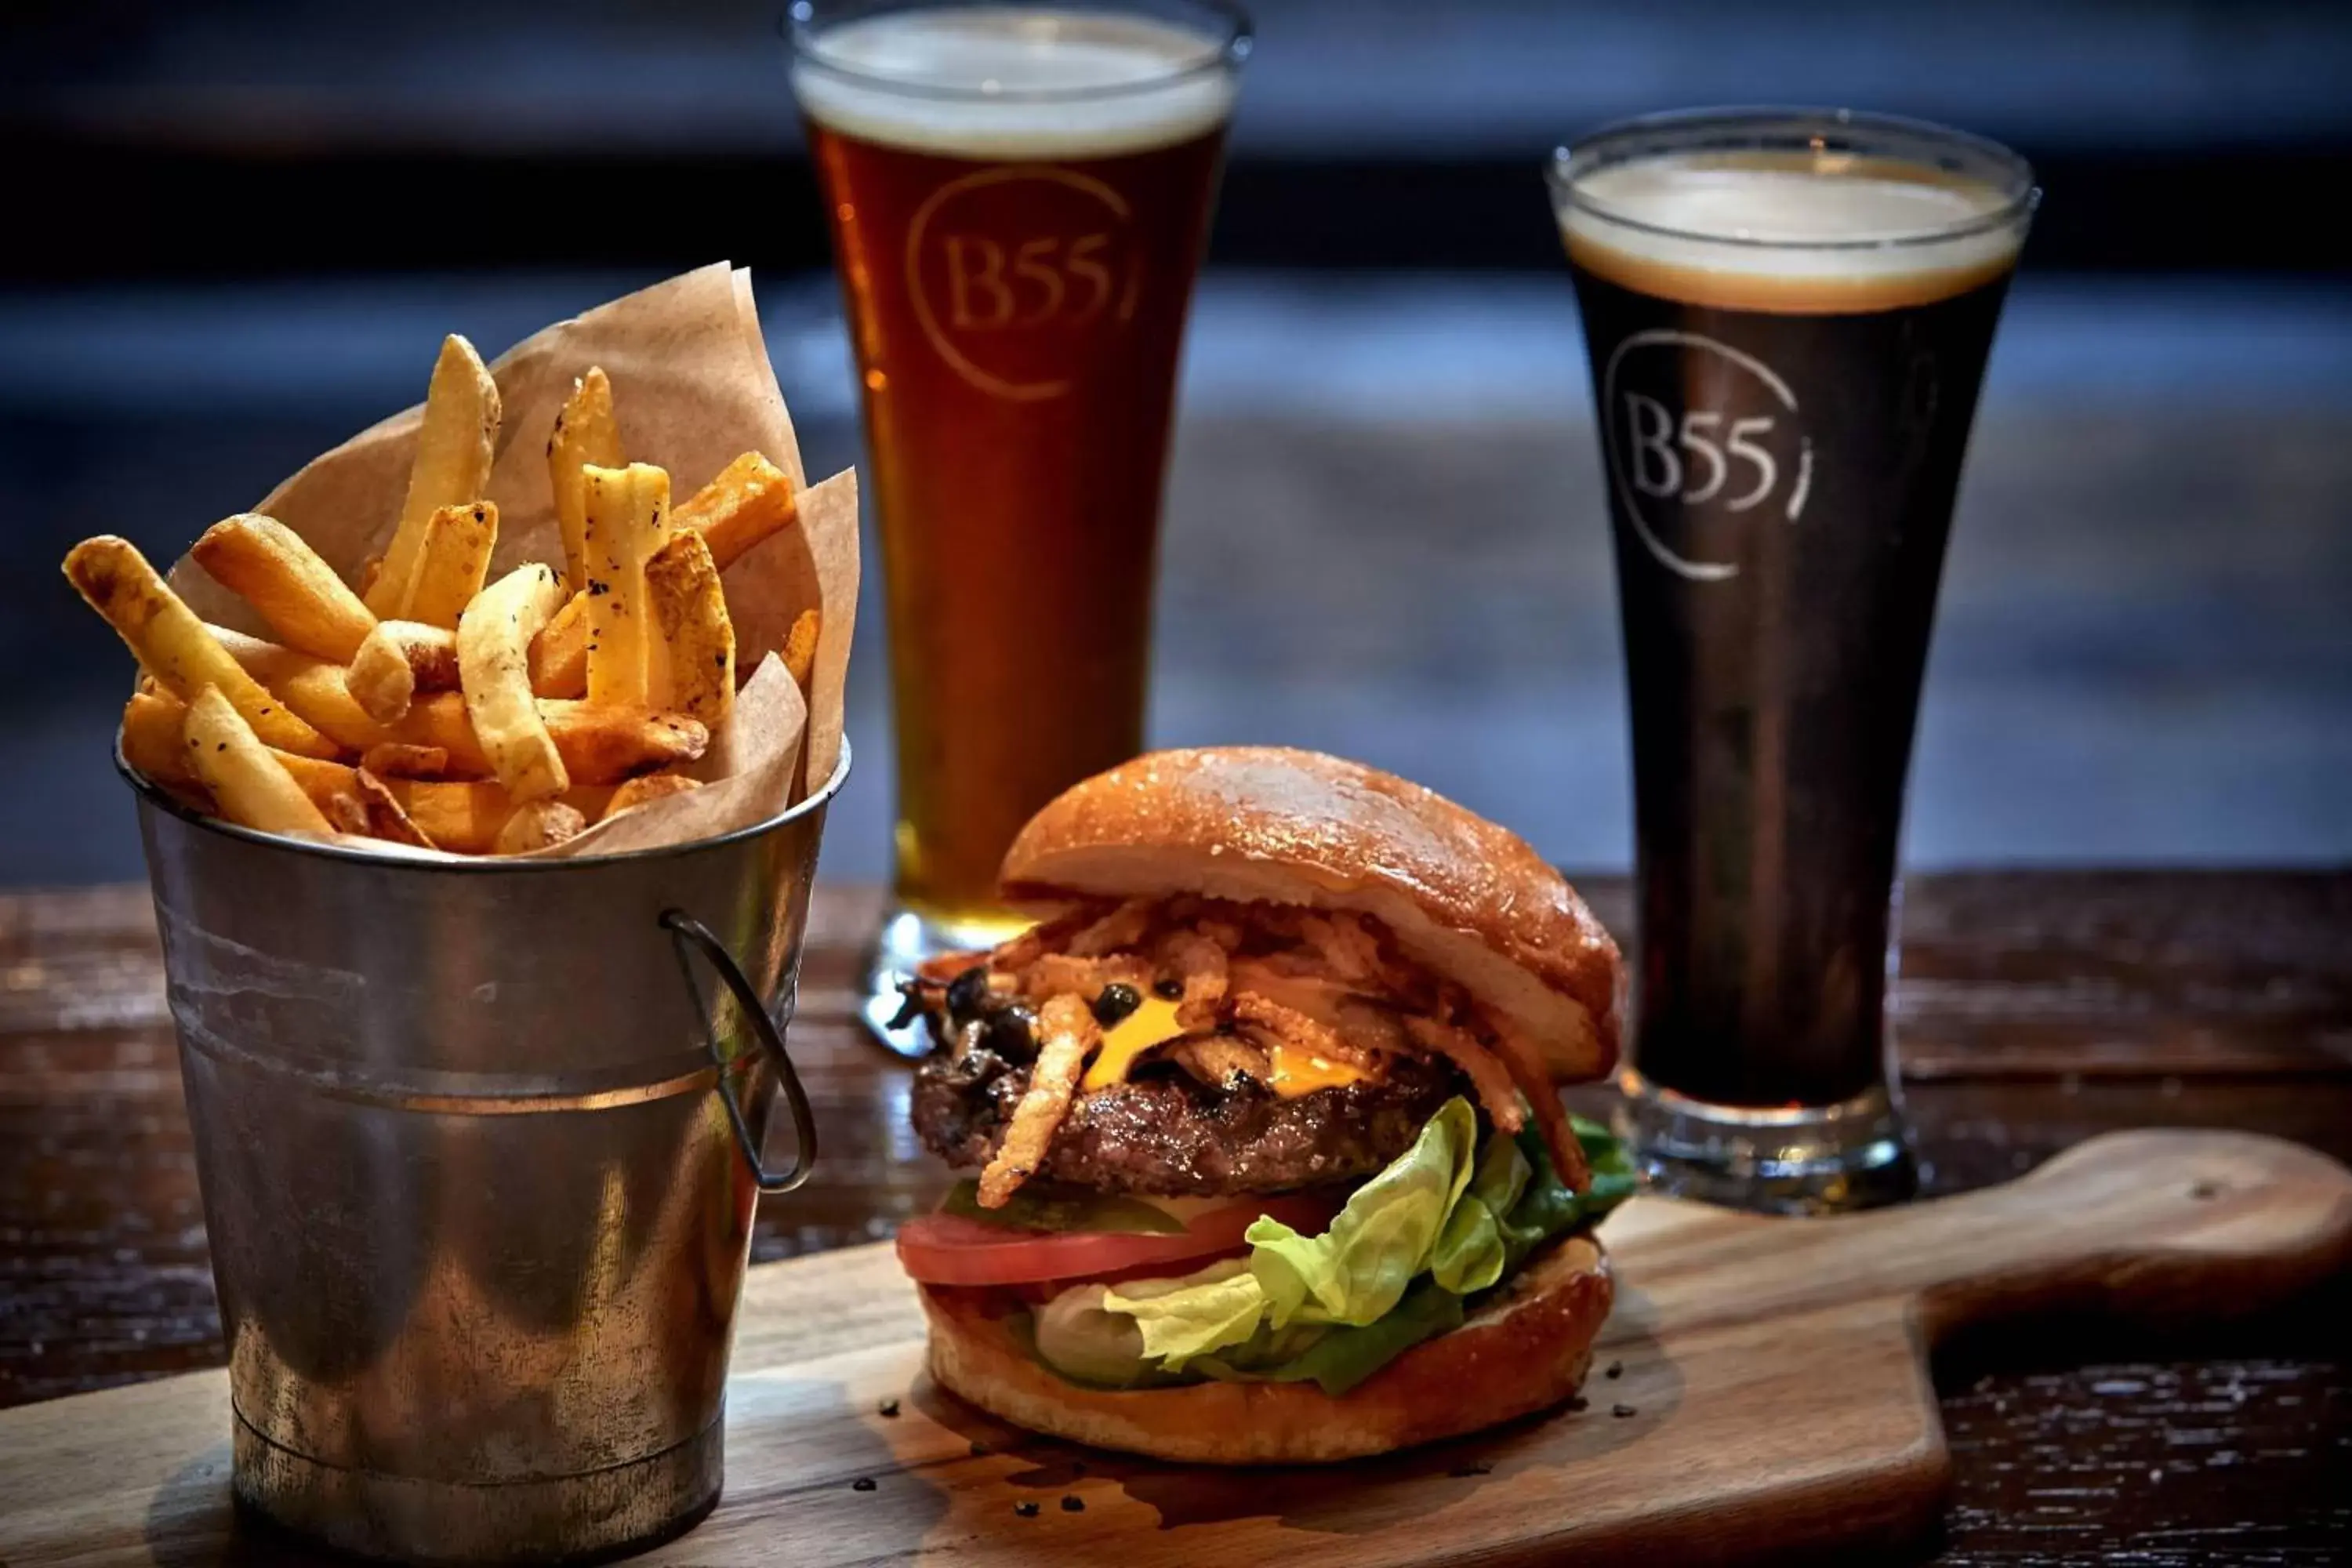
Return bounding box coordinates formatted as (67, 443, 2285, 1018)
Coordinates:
(5, 1128, 2349, 1566)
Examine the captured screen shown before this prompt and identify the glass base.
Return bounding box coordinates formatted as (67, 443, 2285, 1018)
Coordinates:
(1612, 1069, 1918, 1214)
(859, 903, 1033, 1058)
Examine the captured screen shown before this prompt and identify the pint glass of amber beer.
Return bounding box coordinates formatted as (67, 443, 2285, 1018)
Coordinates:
(790, 0, 1248, 1044)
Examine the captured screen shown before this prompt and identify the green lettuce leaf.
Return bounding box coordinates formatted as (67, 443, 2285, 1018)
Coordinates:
(1196, 1281, 1467, 1396)
(1099, 1258, 1271, 1370)
(1032, 1101, 1638, 1396)
(1247, 1096, 1480, 1327)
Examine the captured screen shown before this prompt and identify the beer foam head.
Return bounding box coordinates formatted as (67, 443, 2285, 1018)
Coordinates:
(793, 7, 1240, 159)
(1556, 146, 2032, 314)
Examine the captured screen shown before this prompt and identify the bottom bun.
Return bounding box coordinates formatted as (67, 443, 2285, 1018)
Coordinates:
(920, 1233, 1612, 1465)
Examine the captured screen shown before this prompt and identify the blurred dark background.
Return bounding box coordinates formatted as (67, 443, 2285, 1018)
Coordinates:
(5, 0, 2349, 883)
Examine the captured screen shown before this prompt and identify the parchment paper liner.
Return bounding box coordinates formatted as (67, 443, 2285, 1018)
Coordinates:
(160, 263, 858, 859)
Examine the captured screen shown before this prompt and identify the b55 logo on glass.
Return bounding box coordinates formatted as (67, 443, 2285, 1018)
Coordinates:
(907, 166, 1142, 401)
(1602, 330, 1814, 583)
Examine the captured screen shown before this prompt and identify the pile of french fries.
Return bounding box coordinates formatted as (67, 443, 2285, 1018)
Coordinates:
(66, 336, 822, 856)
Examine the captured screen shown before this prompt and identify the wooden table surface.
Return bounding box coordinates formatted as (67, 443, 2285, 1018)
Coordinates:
(2, 873, 2347, 1564)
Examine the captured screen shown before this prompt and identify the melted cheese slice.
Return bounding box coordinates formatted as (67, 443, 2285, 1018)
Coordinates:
(1082, 995, 1185, 1091)
(1078, 993, 1367, 1098)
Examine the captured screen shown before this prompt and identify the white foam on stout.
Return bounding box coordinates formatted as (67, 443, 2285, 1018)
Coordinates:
(794, 8, 1236, 160)
(1560, 153, 2027, 312)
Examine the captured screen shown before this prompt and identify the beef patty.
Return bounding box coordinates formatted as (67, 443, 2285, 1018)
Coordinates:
(912, 1046, 1465, 1196)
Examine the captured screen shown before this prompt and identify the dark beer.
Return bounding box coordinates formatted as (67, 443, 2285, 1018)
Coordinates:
(793, 5, 1241, 949)
(1553, 118, 2034, 1140)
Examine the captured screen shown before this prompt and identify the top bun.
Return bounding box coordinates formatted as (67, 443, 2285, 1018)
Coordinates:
(1000, 747, 1620, 1083)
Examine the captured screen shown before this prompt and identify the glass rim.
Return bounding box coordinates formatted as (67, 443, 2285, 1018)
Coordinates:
(786, 0, 1253, 107)
(1548, 106, 2041, 255)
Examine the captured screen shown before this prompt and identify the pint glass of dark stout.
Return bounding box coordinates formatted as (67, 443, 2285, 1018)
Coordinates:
(789, 1, 1248, 1048)
(1549, 111, 2036, 1210)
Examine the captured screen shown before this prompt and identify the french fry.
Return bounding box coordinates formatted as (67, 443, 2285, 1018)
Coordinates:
(191, 514, 376, 662)
(182, 686, 333, 837)
(582, 463, 672, 706)
(347, 619, 460, 724)
(782, 608, 821, 695)
(672, 451, 799, 568)
(210, 623, 394, 753)
(549, 368, 623, 592)
(459, 562, 570, 800)
(321, 787, 372, 837)
(270, 750, 613, 855)
(600, 771, 702, 821)
(216, 623, 707, 779)
(530, 451, 796, 697)
(403, 502, 499, 630)
(360, 743, 451, 779)
(64, 536, 336, 757)
(350, 770, 438, 849)
(646, 531, 733, 727)
(492, 799, 587, 855)
(536, 700, 706, 781)
(366, 334, 499, 618)
(121, 691, 198, 789)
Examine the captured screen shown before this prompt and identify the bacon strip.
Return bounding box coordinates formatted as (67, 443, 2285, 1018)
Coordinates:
(1477, 1007, 1590, 1190)
(977, 994, 1099, 1207)
(1403, 1016, 1526, 1135)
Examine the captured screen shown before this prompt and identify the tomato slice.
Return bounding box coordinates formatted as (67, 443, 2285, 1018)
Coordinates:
(895, 1191, 1342, 1288)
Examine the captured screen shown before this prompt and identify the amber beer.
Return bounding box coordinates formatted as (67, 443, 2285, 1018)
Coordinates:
(1551, 111, 2036, 1210)
(792, 3, 1244, 1027)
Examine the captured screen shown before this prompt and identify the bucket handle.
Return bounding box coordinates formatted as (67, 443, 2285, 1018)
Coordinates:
(662, 910, 818, 1194)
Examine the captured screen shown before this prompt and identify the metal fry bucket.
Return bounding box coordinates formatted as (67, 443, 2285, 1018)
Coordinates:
(124, 746, 849, 1564)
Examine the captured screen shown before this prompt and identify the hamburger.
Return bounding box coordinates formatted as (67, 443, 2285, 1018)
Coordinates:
(891, 746, 1632, 1463)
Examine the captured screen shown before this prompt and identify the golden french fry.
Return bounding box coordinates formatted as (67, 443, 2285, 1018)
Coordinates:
(673, 451, 799, 569)
(527, 596, 590, 697)
(270, 750, 612, 855)
(347, 619, 459, 724)
(600, 771, 702, 821)
(403, 502, 499, 630)
(191, 514, 376, 662)
(459, 562, 570, 800)
(782, 608, 821, 695)
(64, 536, 336, 757)
(583, 463, 672, 706)
(646, 531, 733, 727)
(492, 798, 587, 855)
(350, 769, 438, 848)
(550, 368, 624, 592)
(216, 622, 707, 781)
(537, 700, 706, 782)
(183, 685, 333, 837)
(121, 691, 198, 789)
(366, 334, 499, 618)
(321, 787, 372, 837)
(209, 623, 390, 753)
(359, 743, 451, 779)
(530, 452, 794, 698)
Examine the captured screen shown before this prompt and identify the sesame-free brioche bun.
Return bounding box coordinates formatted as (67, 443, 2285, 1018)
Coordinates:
(1000, 747, 1621, 1083)
(923, 1233, 1612, 1464)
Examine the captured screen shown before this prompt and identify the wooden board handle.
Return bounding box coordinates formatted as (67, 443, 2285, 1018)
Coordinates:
(1639, 1131, 2352, 1337)
(1840, 1131, 2352, 1334)
(1906, 1129, 2352, 1334)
